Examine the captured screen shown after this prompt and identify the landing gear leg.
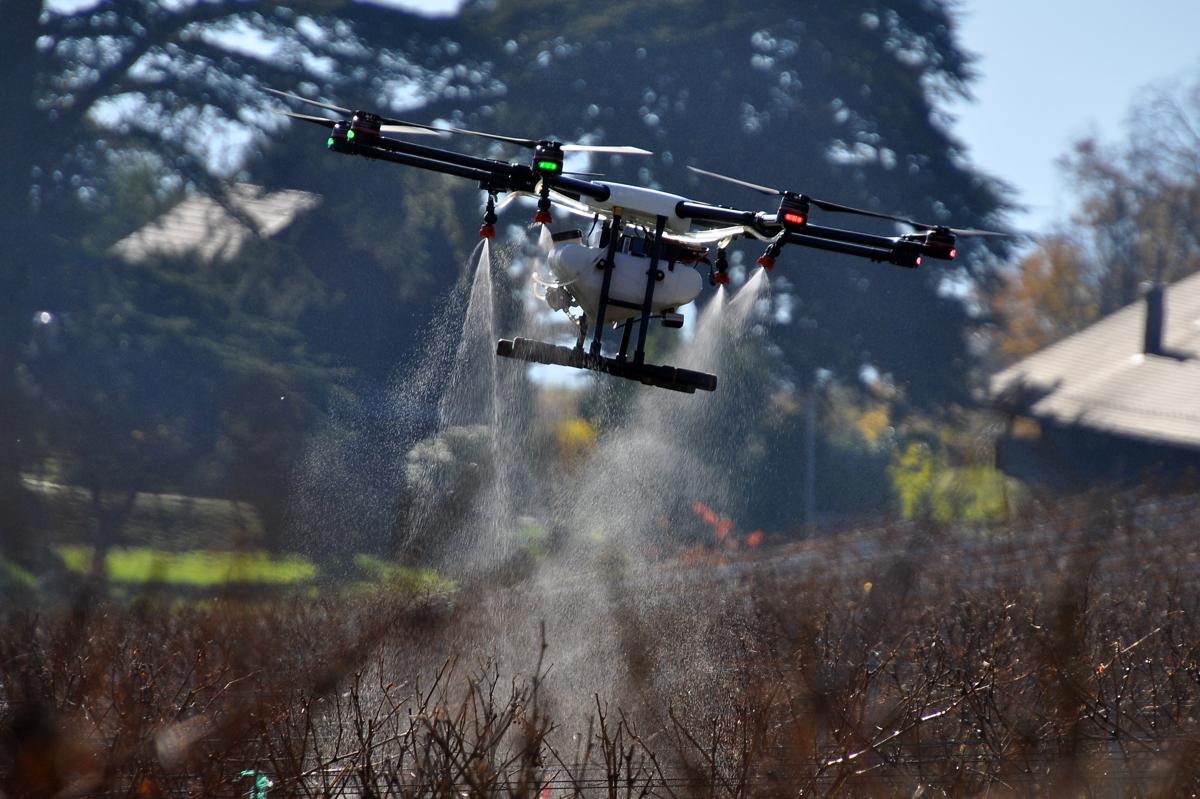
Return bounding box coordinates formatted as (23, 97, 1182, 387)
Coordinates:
(590, 213, 623, 357)
(575, 315, 589, 351)
(617, 320, 635, 361)
(633, 215, 668, 365)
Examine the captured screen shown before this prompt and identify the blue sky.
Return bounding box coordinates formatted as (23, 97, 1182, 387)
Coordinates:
(948, 0, 1200, 232)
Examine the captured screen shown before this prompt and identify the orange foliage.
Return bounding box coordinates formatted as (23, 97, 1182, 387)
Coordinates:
(714, 518, 734, 541)
(691, 501, 718, 526)
(990, 235, 1099, 363)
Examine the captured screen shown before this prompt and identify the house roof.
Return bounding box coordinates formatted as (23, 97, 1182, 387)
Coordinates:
(989, 270, 1200, 451)
(112, 183, 320, 264)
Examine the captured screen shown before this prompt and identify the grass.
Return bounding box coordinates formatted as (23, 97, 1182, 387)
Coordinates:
(46, 547, 454, 600)
(55, 545, 317, 586)
(351, 553, 454, 594)
(0, 557, 37, 589)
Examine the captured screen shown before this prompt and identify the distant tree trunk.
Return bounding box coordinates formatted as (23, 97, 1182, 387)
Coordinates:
(0, 0, 42, 561)
(87, 484, 137, 583)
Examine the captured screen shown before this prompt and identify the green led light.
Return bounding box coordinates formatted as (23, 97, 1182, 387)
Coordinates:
(536, 160, 560, 171)
(346, 129, 356, 140)
(326, 137, 334, 148)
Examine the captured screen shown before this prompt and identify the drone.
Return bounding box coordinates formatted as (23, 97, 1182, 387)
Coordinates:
(268, 88, 1002, 393)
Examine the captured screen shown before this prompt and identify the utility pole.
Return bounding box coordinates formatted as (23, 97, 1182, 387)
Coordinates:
(803, 370, 829, 538)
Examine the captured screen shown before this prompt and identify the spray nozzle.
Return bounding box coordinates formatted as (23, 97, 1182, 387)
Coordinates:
(534, 191, 552, 225)
(480, 194, 498, 238)
(711, 248, 731, 286)
(757, 241, 783, 272)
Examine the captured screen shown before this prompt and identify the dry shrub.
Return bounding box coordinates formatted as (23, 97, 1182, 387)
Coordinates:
(3, 491, 1200, 796)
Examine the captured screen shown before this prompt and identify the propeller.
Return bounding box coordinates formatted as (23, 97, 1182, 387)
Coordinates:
(687, 165, 1007, 237)
(266, 88, 445, 137)
(439, 123, 652, 155)
(431, 125, 647, 224)
(265, 87, 352, 116)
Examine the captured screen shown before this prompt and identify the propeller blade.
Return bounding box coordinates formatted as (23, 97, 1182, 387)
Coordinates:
(689, 163, 1013, 239)
(807, 197, 922, 227)
(445, 125, 650, 154)
(810, 200, 1014, 238)
(688, 165, 782, 196)
(448, 126, 538, 148)
(947, 227, 1010, 238)
(277, 110, 336, 129)
(380, 123, 446, 137)
(561, 144, 652, 155)
(265, 87, 351, 117)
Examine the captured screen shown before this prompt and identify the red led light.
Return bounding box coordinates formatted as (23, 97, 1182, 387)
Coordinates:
(915, 256, 923, 266)
(782, 212, 807, 226)
(949, 248, 957, 260)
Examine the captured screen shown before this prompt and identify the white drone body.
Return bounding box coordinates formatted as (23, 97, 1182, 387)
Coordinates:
(530, 181, 747, 322)
(544, 239, 703, 321)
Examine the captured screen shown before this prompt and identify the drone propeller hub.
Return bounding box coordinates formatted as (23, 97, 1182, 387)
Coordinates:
(777, 194, 811, 231)
(533, 142, 565, 177)
(914, 228, 958, 261)
(351, 111, 382, 132)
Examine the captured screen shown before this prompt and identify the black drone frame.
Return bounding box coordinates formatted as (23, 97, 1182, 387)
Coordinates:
(285, 96, 977, 393)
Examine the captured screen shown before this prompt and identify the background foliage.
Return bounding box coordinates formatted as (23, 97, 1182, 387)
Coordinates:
(7, 0, 1194, 560)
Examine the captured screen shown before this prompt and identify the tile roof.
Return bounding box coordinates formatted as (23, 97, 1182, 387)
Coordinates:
(111, 183, 320, 264)
(989, 270, 1200, 450)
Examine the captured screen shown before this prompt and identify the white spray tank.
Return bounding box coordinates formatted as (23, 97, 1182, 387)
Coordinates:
(543, 234, 703, 322)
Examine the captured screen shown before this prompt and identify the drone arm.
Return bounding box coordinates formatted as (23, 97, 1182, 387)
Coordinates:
(334, 138, 501, 184)
(547, 174, 611, 202)
(336, 133, 613, 203)
(783, 229, 922, 267)
(797, 222, 905, 250)
(674, 200, 759, 228)
(365, 134, 611, 200)
(782, 231, 894, 262)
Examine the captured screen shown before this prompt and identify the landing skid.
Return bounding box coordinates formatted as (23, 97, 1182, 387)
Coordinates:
(497, 338, 717, 394)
